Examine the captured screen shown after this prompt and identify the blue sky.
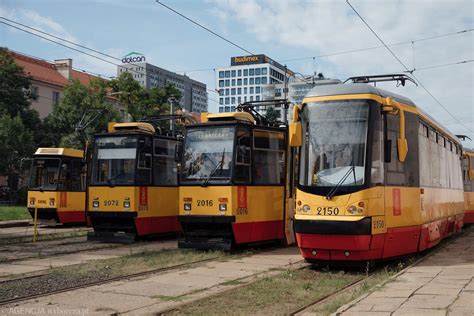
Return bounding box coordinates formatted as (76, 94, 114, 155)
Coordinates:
(1, 0, 473, 144)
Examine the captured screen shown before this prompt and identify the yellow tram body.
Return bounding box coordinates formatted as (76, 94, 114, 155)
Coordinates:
(178, 111, 291, 250)
(27, 148, 86, 224)
(87, 122, 181, 242)
(291, 85, 464, 261)
(463, 150, 474, 224)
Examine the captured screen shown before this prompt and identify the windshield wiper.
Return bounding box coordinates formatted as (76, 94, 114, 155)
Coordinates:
(325, 165, 355, 200)
(201, 149, 225, 187)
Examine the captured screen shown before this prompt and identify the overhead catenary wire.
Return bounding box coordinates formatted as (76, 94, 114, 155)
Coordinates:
(346, 0, 473, 135)
(155, 0, 254, 55)
(411, 59, 474, 72)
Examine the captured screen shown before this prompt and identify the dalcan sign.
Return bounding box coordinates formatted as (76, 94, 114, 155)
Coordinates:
(122, 52, 146, 64)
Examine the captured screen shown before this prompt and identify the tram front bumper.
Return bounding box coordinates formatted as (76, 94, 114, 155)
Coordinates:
(178, 215, 235, 250)
(87, 211, 138, 243)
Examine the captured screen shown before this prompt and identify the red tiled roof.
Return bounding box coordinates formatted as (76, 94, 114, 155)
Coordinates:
(71, 69, 107, 86)
(13, 52, 69, 87)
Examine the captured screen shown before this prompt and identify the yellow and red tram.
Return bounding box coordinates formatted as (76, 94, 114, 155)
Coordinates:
(178, 106, 292, 250)
(87, 121, 181, 242)
(462, 150, 474, 224)
(289, 76, 464, 262)
(27, 148, 86, 224)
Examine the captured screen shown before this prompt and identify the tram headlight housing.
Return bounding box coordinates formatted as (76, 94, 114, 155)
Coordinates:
(219, 203, 227, 212)
(123, 201, 130, 208)
(302, 204, 311, 213)
(184, 203, 192, 211)
(92, 201, 99, 208)
(49, 198, 55, 206)
(347, 205, 364, 215)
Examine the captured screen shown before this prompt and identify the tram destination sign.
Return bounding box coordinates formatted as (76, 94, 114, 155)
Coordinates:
(122, 52, 146, 64)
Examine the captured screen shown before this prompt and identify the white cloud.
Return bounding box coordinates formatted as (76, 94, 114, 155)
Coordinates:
(211, 0, 474, 143)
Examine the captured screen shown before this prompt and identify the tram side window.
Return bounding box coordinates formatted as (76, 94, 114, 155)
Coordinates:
(371, 108, 384, 185)
(153, 139, 178, 186)
(57, 158, 82, 191)
(136, 138, 152, 185)
(234, 127, 251, 184)
(253, 130, 285, 185)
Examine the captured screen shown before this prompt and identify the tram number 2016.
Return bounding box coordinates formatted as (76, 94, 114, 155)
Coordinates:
(197, 200, 213, 207)
(104, 200, 118, 206)
(316, 207, 339, 216)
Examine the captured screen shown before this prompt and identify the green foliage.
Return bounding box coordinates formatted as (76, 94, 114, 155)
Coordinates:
(44, 78, 121, 149)
(0, 115, 35, 175)
(109, 72, 182, 121)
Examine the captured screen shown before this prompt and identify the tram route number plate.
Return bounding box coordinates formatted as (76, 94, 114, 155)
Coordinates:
(104, 200, 119, 207)
(315, 207, 340, 216)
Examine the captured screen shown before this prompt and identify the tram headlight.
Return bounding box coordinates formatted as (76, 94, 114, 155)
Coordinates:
(184, 203, 192, 211)
(29, 198, 35, 206)
(219, 203, 227, 212)
(49, 198, 55, 206)
(347, 205, 363, 214)
(92, 201, 99, 208)
(302, 205, 311, 213)
(123, 201, 130, 208)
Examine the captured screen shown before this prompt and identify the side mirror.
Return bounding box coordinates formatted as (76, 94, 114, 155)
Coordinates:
(385, 97, 407, 163)
(289, 122, 302, 147)
(397, 138, 408, 162)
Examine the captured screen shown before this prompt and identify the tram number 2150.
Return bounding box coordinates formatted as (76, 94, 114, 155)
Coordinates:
(316, 207, 339, 216)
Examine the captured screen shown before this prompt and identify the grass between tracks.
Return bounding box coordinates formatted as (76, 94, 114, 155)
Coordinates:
(0, 206, 31, 221)
(166, 268, 362, 316)
(0, 248, 225, 303)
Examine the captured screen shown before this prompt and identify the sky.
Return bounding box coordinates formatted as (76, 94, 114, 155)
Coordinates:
(1, 0, 473, 146)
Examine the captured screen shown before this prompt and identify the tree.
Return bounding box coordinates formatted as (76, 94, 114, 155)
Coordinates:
(45, 78, 121, 149)
(0, 114, 35, 180)
(109, 72, 182, 121)
(265, 106, 281, 124)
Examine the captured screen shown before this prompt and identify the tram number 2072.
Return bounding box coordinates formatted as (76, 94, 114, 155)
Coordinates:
(316, 207, 339, 216)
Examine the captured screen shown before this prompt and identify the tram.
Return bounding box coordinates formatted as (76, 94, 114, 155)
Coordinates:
(87, 118, 182, 242)
(27, 148, 86, 224)
(178, 102, 293, 250)
(462, 150, 474, 224)
(289, 74, 465, 262)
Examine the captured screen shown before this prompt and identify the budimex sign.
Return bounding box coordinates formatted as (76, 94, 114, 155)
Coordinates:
(122, 52, 146, 64)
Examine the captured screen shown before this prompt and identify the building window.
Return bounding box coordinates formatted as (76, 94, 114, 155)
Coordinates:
(231, 88, 236, 95)
(244, 96, 247, 102)
(52, 91, 60, 104)
(238, 69, 242, 76)
(256, 86, 261, 93)
(255, 68, 261, 75)
(225, 97, 230, 105)
(225, 88, 229, 96)
(231, 97, 236, 104)
(231, 106, 236, 112)
(225, 70, 230, 78)
(255, 77, 261, 85)
(250, 87, 254, 94)
(31, 86, 39, 100)
(219, 71, 224, 78)
(238, 97, 241, 104)
(225, 79, 230, 87)
(238, 88, 242, 94)
(237, 79, 242, 86)
(244, 78, 248, 85)
(231, 70, 236, 77)
(244, 87, 247, 94)
(219, 98, 223, 105)
(219, 107, 224, 113)
(262, 67, 267, 75)
(256, 95, 260, 101)
(219, 89, 224, 96)
(225, 106, 230, 112)
(261, 77, 267, 84)
(250, 96, 254, 101)
(232, 79, 236, 86)
(219, 80, 224, 87)
(250, 78, 254, 85)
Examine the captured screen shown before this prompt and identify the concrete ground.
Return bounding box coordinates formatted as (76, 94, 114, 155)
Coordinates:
(0, 224, 90, 241)
(0, 240, 176, 280)
(337, 230, 474, 316)
(1, 247, 303, 315)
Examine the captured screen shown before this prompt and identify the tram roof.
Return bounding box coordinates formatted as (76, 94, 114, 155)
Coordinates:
(303, 82, 462, 146)
(34, 148, 84, 158)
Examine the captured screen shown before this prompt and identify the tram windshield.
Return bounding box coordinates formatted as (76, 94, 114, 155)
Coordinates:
(29, 158, 61, 191)
(182, 126, 234, 184)
(299, 100, 369, 187)
(91, 136, 138, 186)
